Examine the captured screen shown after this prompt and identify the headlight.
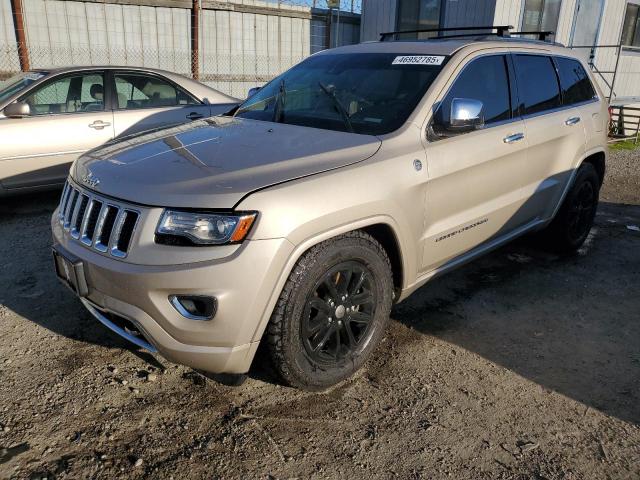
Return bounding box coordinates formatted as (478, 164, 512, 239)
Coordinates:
(156, 210, 257, 245)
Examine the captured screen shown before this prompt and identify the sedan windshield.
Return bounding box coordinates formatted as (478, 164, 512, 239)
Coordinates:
(235, 53, 446, 135)
(0, 71, 47, 104)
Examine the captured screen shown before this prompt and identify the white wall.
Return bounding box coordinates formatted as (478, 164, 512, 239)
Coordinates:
(21, 0, 192, 74)
(0, 0, 20, 75)
(11, 0, 320, 96)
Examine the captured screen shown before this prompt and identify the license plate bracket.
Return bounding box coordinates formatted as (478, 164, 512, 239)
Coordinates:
(52, 246, 89, 297)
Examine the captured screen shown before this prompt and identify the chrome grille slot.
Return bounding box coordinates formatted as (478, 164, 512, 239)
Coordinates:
(58, 183, 71, 221)
(81, 199, 102, 246)
(114, 211, 139, 256)
(95, 205, 119, 253)
(57, 181, 140, 259)
(64, 189, 79, 229)
(71, 194, 89, 238)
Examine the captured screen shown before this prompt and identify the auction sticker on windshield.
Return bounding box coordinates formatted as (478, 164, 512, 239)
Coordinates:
(392, 55, 445, 65)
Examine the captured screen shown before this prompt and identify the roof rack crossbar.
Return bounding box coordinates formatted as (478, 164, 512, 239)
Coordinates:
(380, 25, 513, 41)
(510, 30, 555, 41)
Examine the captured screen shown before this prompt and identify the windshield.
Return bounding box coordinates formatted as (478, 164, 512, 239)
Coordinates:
(0, 71, 47, 104)
(235, 53, 446, 135)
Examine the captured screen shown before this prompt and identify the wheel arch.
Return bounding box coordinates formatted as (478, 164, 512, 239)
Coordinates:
(361, 223, 404, 297)
(249, 216, 409, 345)
(581, 150, 606, 185)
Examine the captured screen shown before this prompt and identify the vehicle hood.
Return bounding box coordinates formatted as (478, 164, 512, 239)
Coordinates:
(73, 116, 381, 209)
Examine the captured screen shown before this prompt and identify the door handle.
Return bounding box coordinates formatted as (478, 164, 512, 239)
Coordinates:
(565, 116, 581, 126)
(503, 133, 525, 144)
(186, 112, 204, 120)
(88, 120, 111, 130)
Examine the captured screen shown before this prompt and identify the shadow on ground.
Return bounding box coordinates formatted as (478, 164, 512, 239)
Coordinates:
(1, 191, 639, 426)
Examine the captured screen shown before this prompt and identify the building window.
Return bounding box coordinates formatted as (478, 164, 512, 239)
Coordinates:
(621, 3, 640, 48)
(397, 0, 443, 39)
(521, 0, 562, 34)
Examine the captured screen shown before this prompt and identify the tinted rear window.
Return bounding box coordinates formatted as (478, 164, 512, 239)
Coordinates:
(514, 55, 561, 115)
(555, 57, 596, 105)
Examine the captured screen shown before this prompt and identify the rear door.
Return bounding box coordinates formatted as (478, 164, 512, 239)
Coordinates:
(421, 53, 529, 273)
(512, 53, 586, 221)
(0, 71, 113, 190)
(554, 55, 605, 154)
(110, 71, 212, 138)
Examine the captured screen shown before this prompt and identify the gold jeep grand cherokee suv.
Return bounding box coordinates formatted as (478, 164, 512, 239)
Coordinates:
(52, 30, 608, 390)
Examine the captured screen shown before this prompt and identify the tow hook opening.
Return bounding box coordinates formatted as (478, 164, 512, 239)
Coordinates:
(170, 295, 217, 321)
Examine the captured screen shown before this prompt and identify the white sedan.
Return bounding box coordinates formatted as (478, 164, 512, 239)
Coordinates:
(0, 66, 239, 195)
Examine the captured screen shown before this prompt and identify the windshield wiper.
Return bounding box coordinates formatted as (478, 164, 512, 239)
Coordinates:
(318, 81, 354, 133)
(272, 79, 286, 123)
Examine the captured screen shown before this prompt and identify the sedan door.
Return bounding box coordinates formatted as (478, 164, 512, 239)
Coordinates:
(0, 71, 113, 190)
(110, 72, 212, 138)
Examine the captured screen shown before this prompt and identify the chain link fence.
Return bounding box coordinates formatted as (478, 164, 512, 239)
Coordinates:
(0, 0, 361, 95)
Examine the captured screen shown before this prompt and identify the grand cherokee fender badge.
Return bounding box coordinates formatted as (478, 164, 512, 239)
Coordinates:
(435, 218, 488, 243)
(81, 172, 100, 188)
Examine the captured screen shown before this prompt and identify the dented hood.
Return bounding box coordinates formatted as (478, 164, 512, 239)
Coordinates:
(73, 116, 381, 209)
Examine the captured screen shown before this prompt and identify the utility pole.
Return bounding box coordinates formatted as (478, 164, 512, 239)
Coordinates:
(191, 0, 200, 79)
(10, 0, 30, 71)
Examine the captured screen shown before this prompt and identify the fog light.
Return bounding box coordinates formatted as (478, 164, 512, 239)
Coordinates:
(169, 295, 217, 320)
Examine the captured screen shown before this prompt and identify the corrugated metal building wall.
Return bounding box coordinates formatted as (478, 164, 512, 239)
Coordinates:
(361, 0, 639, 103)
(442, 0, 495, 27)
(359, 0, 395, 42)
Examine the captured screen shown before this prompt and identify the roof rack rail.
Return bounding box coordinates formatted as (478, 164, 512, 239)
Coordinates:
(510, 30, 555, 41)
(379, 25, 513, 42)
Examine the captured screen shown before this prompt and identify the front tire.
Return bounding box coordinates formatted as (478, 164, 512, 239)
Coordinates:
(267, 231, 394, 390)
(540, 163, 600, 252)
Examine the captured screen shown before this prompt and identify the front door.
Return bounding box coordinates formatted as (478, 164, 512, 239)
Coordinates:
(0, 71, 113, 190)
(110, 72, 212, 139)
(421, 53, 529, 273)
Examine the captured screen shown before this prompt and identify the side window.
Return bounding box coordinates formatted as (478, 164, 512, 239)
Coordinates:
(437, 55, 511, 127)
(514, 55, 561, 115)
(21, 73, 105, 115)
(555, 57, 596, 105)
(114, 74, 198, 110)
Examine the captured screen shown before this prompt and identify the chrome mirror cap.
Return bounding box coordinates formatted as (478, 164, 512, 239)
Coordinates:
(449, 97, 485, 131)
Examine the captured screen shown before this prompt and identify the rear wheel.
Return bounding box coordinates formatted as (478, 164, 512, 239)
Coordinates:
(267, 231, 394, 390)
(539, 163, 600, 252)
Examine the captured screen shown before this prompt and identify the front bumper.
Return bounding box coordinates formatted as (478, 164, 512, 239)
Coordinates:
(52, 210, 294, 374)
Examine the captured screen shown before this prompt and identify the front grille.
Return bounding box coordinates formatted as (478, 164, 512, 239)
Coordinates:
(58, 181, 140, 258)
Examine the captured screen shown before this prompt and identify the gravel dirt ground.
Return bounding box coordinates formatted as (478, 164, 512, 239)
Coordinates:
(1, 149, 639, 480)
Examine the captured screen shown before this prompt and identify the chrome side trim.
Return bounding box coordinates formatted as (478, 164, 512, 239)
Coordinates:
(416, 217, 546, 288)
(80, 298, 158, 353)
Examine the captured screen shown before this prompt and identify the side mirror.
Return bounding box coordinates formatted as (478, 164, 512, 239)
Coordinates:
(247, 87, 261, 98)
(3, 101, 31, 118)
(448, 98, 484, 133)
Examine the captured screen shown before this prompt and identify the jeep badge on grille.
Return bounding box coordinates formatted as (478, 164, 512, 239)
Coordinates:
(81, 172, 100, 188)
